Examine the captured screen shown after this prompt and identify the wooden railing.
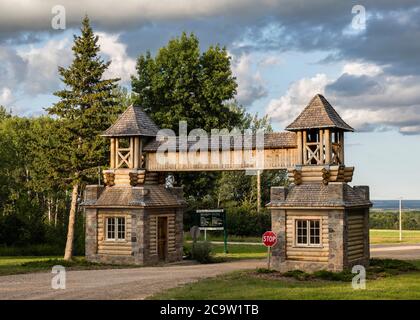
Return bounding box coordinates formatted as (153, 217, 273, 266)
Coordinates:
(145, 148, 298, 171)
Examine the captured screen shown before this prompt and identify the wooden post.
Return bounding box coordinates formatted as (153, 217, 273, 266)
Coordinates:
(129, 137, 134, 168)
(399, 198, 403, 241)
(319, 129, 324, 164)
(325, 129, 331, 164)
(297, 131, 303, 164)
(133, 137, 140, 168)
(139, 138, 143, 168)
(115, 138, 120, 168)
(339, 131, 344, 165)
(257, 170, 261, 212)
(303, 130, 307, 164)
(110, 138, 116, 168)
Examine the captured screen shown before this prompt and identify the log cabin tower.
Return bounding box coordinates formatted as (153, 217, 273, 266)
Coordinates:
(268, 94, 372, 272)
(82, 106, 185, 265)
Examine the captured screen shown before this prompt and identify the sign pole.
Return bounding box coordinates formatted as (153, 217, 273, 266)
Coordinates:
(223, 212, 228, 254)
(399, 197, 403, 242)
(262, 231, 277, 270)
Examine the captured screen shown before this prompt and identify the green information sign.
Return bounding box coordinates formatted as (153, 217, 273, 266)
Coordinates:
(196, 209, 228, 253)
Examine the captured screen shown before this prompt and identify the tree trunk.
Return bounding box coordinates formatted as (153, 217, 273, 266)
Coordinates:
(64, 183, 79, 261)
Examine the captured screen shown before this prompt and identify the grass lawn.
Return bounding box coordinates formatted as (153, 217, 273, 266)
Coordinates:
(370, 229, 420, 244)
(153, 259, 420, 300)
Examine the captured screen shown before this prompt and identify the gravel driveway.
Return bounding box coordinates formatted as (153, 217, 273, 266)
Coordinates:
(0, 259, 264, 300)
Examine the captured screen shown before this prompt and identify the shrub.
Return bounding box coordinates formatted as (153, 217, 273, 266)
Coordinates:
(183, 245, 192, 259)
(369, 258, 417, 273)
(282, 270, 312, 281)
(312, 270, 353, 281)
(225, 206, 271, 237)
(256, 268, 277, 274)
(192, 241, 213, 264)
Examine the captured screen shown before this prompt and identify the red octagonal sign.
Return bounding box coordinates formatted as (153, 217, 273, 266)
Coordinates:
(262, 231, 277, 247)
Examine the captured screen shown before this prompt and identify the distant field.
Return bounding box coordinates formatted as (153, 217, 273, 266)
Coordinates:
(370, 229, 420, 244)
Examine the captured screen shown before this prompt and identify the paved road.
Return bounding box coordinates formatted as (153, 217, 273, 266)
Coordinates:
(370, 244, 420, 260)
(0, 259, 264, 300)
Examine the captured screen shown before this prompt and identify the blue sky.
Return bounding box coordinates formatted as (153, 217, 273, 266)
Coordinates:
(1, 0, 420, 199)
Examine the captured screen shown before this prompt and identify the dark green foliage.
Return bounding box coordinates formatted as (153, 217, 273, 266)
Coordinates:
(0, 244, 63, 256)
(20, 258, 97, 268)
(47, 15, 122, 184)
(225, 207, 271, 237)
(183, 245, 192, 259)
(369, 258, 417, 273)
(282, 270, 312, 281)
(281, 259, 418, 282)
(192, 241, 213, 263)
(132, 32, 240, 133)
(256, 268, 277, 274)
(370, 211, 420, 230)
(312, 270, 354, 281)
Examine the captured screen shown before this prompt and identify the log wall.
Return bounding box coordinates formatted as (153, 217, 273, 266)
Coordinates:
(347, 211, 365, 262)
(285, 212, 329, 262)
(97, 211, 132, 256)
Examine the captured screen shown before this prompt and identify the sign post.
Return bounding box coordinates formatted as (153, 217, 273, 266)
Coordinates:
(190, 226, 200, 259)
(262, 231, 277, 270)
(196, 209, 228, 253)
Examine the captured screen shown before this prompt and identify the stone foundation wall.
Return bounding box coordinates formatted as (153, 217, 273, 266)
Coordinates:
(271, 208, 286, 270)
(85, 208, 98, 261)
(328, 209, 345, 271)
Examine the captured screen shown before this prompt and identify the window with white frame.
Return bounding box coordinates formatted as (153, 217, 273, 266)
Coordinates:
(296, 219, 320, 245)
(106, 217, 126, 240)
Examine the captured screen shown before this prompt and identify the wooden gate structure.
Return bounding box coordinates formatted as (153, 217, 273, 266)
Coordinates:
(82, 94, 371, 271)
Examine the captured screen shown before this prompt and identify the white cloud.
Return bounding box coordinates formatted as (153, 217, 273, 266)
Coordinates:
(258, 55, 283, 68)
(97, 32, 136, 84)
(18, 38, 72, 95)
(0, 87, 13, 105)
(266, 73, 330, 127)
(342, 62, 383, 77)
(231, 53, 267, 106)
(0, 31, 135, 113)
(266, 63, 420, 134)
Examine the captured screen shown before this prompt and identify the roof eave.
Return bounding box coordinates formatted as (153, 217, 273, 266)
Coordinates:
(285, 125, 354, 132)
(101, 133, 158, 137)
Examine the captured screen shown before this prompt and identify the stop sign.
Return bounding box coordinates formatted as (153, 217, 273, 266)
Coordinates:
(262, 231, 277, 247)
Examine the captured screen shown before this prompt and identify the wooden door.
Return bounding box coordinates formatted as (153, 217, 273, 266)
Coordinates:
(158, 217, 168, 261)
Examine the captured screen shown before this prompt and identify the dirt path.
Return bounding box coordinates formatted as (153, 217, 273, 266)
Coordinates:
(0, 259, 264, 300)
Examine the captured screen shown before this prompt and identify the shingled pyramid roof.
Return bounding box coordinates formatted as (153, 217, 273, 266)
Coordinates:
(102, 105, 160, 137)
(286, 94, 354, 132)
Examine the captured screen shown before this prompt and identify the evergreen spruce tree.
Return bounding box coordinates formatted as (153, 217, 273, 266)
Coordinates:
(47, 16, 120, 260)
